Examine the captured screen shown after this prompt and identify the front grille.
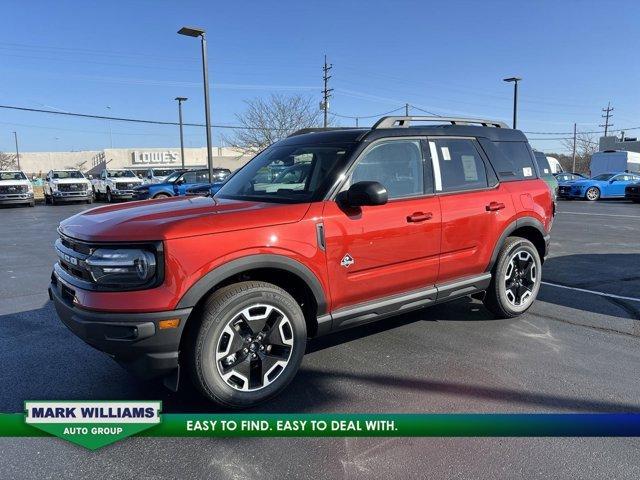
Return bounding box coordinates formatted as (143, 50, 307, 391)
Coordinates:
(116, 182, 136, 190)
(0, 185, 27, 194)
(58, 183, 87, 192)
(55, 234, 94, 283)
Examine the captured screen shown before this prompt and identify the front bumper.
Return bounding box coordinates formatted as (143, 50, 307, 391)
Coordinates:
(110, 189, 137, 199)
(625, 188, 640, 200)
(49, 273, 192, 380)
(0, 192, 33, 204)
(52, 191, 92, 201)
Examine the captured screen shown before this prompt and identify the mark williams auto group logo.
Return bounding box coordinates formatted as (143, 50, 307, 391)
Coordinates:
(25, 401, 161, 450)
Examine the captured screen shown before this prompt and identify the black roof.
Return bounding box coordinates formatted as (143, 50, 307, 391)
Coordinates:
(281, 124, 528, 147)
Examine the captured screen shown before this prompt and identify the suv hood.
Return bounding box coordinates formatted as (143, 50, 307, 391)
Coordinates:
(59, 196, 311, 242)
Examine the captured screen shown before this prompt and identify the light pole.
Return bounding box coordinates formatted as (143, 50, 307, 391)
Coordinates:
(178, 26, 214, 182)
(175, 97, 188, 169)
(106, 105, 113, 147)
(503, 77, 521, 129)
(13, 131, 20, 169)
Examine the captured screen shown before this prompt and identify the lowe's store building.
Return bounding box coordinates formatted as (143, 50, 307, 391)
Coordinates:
(15, 146, 252, 177)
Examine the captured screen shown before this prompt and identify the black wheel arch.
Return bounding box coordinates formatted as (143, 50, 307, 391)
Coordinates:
(176, 254, 327, 316)
(486, 217, 549, 272)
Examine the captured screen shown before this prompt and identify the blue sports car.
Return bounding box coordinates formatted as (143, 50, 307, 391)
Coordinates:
(554, 172, 586, 199)
(563, 172, 640, 201)
(133, 168, 230, 200)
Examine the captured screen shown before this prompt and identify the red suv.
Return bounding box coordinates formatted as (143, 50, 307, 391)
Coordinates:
(50, 116, 553, 408)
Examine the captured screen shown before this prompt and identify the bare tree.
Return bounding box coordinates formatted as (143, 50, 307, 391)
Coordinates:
(223, 94, 327, 154)
(560, 132, 599, 174)
(0, 151, 18, 170)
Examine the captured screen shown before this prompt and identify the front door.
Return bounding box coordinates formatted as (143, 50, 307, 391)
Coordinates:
(322, 138, 441, 311)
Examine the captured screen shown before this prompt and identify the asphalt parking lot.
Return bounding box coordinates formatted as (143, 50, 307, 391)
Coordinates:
(1, 199, 639, 479)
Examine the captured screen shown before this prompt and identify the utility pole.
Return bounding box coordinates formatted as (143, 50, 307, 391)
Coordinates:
(355, 117, 359, 127)
(600, 102, 614, 137)
(13, 131, 20, 169)
(405, 103, 409, 116)
(175, 97, 188, 169)
(572, 123, 577, 172)
(322, 55, 333, 128)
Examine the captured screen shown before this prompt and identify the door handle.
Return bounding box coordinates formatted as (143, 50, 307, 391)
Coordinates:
(406, 212, 433, 223)
(486, 201, 506, 212)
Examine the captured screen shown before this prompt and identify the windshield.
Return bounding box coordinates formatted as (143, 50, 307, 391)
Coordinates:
(592, 173, 614, 181)
(152, 169, 175, 177)
(108, 170, 136, 178)
(217, 143, 352, 203)
(52, 170, 84, 179)
(0, 171, 27, 181)
(165, 170, 185, 183)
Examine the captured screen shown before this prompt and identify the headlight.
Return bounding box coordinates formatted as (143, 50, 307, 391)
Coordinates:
(51, 183, 58, 191)
(85, 248, 157, 286)
(27, 183, 33, 192)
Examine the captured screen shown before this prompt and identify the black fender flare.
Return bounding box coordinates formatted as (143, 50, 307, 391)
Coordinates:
(485, 217, 549, 272)
(176, 254, 328, 314)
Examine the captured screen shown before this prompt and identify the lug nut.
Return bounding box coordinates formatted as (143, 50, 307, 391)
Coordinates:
(259, 345, 264, 350)
(251, 353, 257, 359)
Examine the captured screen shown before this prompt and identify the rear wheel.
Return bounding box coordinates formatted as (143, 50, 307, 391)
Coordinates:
(585, 186, 600, 201)
(189, 281, 306, 408)
(484, 237, 541, 318)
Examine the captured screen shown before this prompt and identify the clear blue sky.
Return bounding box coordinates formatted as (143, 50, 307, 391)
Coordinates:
(2, 0, 639, 154)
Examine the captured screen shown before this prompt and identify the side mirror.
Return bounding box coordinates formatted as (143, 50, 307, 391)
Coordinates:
(341, 181, 388, 207)
(609, 179, 616, 183)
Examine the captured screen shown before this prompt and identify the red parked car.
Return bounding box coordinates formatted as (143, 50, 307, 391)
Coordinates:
(50, 116, 554, 408)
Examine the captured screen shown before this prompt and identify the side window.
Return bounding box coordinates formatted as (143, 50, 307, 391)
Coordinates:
(349, 139, 425, 199)
(429, 138, 488, 192)
(182, 172, 196, 183)
(196, 171, 210, 183)
(481, 140, 537, 181)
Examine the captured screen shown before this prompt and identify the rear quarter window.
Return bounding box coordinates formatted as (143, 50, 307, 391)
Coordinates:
(479, 139, 537, 181)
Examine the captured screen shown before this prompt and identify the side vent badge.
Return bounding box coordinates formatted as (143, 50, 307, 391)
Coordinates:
(341, 254, 355, 268)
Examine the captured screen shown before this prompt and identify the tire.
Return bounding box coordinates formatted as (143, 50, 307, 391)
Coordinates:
(153, 193, 170, 199)
(28, 201, 35, 207)
(44, 194, 50, 205)
(50, 196, 56, 205)
(92, 187, 99, 201)
(483, 237, 542, 319)
(632, 199, 640, 204)
(86, 196, 93, 204)
(585, 186, 600, 201)
(189, 281, 307, 408)
(106, 188, 113, 203)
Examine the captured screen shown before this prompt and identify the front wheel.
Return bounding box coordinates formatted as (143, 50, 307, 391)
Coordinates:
(483, 237, 542, 318)
(153, 193, 170, 199)
(585, 187, 600, 201)
(106, 188, 113, 203)
(189, 281, 307, 408)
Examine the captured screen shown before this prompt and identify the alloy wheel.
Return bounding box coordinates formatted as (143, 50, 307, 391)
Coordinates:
(586, 187, 599, 201)
(504, 250, 537, 307)
(215, 304, 294, 392)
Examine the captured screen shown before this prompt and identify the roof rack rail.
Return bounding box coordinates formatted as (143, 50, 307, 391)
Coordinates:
(287, 127, 360, 137)
(372, 116, 509, 129)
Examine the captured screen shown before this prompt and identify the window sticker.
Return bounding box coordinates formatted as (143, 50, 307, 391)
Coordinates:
(523, 167, 533, 177)
(461, 155, 479, 181)
(441, 146, 451, 161)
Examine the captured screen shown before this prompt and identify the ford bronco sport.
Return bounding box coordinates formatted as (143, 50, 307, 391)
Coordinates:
(49, 116, 554, 408)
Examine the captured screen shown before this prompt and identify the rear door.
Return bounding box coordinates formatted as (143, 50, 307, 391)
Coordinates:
(322, 137, 441, 311)
(428, 137, 515, 284)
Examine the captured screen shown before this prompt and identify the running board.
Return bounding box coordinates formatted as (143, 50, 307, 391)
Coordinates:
(329, 273, 491, 332)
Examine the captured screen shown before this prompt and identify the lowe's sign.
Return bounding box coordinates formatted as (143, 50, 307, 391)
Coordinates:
(132, 151, 179, 164)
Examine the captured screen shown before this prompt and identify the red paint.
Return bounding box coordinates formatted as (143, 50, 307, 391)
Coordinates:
(59, 178, 553, 315)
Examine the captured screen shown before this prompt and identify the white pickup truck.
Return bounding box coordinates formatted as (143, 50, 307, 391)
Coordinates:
(44, 169, 93, 205)
(0, 170, 34, 207)
(91, 168, 144, 202)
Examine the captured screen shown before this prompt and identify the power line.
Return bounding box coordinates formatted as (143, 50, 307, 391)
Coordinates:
(0, 104, 287, 131)
(331, 106, 405, 119)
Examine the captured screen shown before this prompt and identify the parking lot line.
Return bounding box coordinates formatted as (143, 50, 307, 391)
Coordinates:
(559, 211, 639, 219)
(541, 281, 640, 303)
